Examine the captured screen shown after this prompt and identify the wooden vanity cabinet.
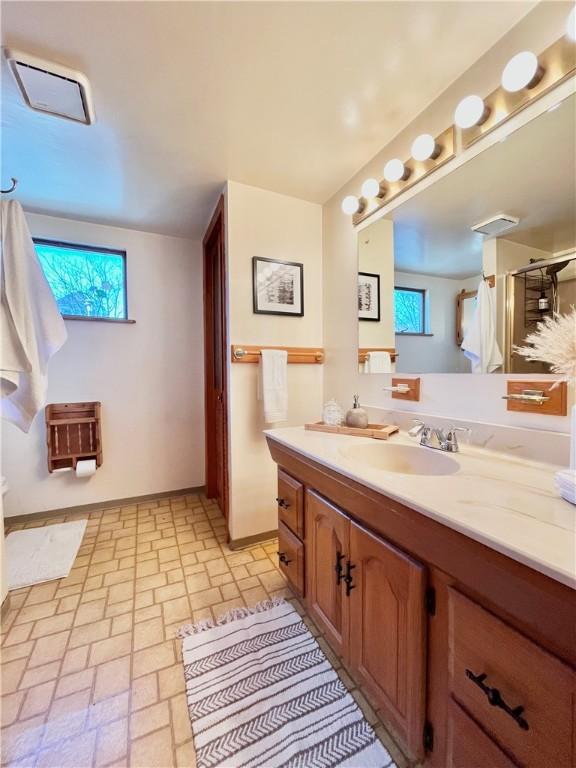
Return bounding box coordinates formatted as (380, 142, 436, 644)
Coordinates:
(268, 439, 576, 768)
(447, 588, 576, 768)
(277, 469, 304, 538)
(277, 522, 304, 597)
(305, 491, 350, 657)
(446, 699, 518, 768)
(305, 490, 427, 757)
(349, 522, 426, 756)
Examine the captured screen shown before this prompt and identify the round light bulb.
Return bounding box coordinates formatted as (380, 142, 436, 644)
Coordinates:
(411, 133, 438, 162)
(454, 95, 487, 129)
(361, 178, 381, 198)
(341, 195, 360, 215)
(383, 159, 407, 183)
(566, 7, 576, 41)
(501, 51, 541, 92)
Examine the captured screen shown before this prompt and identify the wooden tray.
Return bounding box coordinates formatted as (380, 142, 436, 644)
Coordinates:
(305, 422, 399, 440)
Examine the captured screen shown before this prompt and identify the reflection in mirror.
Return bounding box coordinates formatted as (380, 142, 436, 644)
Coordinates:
(358, 93, 576, 374)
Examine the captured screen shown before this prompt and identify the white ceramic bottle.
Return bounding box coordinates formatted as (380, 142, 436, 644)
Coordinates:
(345, 394, 369, 429)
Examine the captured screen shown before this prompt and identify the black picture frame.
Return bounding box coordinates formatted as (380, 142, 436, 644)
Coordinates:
(358, 271, 381, 321)
(252, 256, 304, 317)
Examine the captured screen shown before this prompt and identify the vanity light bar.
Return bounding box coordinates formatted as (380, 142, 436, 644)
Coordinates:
(341, 7, 576, 219)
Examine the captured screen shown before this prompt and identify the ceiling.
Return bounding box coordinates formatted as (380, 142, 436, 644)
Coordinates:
(391, 93, 576, 279)
(1, 1, 535, 238)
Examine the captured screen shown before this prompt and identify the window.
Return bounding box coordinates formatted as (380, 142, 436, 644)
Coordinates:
(394, 287, 426, 334)
(34, 239, 128, 320)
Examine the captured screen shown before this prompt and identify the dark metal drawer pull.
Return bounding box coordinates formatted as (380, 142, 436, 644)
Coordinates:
(344, 560, 356, 596)
(465, 669, 529, 731)
(335, 551, 345, 585)
(276, 497, 290, 509)
(277, 551, 292, 566)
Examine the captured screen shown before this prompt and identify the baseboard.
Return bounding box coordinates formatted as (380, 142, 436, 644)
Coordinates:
(5, 486, 206, 524)
(229, 529, 278, 550)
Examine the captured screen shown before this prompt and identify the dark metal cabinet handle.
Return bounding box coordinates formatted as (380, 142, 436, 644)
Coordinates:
(335, 552, 345, 585)
(465, 669, 529, 731)
(277, 551, 292, 566)
(276, 497, 290, 509)
(344, 561, 356, 596)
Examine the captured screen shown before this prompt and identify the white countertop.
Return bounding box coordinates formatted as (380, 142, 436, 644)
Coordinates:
(265, 426, 576, 589)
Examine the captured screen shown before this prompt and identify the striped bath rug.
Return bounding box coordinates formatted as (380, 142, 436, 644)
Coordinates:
(178, 598, 396, 768)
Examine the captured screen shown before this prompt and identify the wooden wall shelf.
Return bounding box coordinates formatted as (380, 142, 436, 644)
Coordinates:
(231, 345, 324, 364)
(358, 348, 398, 364)
(45, 402, 102, 472)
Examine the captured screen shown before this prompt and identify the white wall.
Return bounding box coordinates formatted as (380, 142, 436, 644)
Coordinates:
(226, 181, 323, 541)
(323, 3, 573, 436)
(1, 212, 205, 517)
(358, 218, 394, 348)
(484, 238, 552, 356)
(394, 271, 475, 374)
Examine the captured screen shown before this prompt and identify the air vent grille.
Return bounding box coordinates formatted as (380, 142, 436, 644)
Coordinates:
(471, 214, 520, 237)
(5, 48, 95, 125)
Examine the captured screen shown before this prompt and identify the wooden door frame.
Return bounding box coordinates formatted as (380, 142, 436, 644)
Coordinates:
(202, 195, 229, 521)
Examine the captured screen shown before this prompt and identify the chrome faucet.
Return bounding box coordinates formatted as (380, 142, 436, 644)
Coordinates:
(409, 420, 470, 453)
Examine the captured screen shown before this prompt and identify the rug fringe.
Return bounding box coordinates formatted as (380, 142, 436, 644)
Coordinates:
(176, 596, 287, 638)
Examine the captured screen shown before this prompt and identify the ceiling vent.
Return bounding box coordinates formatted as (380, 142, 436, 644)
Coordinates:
(471, 214, 520, 237)
(4, 48, 95, 125)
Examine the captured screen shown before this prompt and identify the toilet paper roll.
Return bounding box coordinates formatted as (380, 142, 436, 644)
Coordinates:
(76, 459, 97, 478)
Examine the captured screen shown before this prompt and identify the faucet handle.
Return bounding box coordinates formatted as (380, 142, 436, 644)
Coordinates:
(447, 425, 471, 435)
(446, 425, 471, 444)
(408, 419, 425, 438)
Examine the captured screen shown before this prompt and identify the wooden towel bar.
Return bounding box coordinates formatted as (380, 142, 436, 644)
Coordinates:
(231, 345, 324, 364)
(358, 348, 398, 364)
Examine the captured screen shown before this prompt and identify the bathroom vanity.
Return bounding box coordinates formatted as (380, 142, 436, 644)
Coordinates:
(266, 427, 576, 768)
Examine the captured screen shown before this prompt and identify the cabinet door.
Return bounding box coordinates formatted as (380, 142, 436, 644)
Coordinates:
(305, 490, 350, 658)
(349, 521, 426, 759)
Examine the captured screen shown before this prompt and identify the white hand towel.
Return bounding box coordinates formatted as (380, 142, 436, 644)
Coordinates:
(363, 351, 392, 374)
(1, 200, 67, 432)
(259, 349, 288, 424)
(555, 469, 576, 505)
(461, 279, 503, 374)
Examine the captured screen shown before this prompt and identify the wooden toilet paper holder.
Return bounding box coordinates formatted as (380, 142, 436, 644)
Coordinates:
(45, 402, 103, 473)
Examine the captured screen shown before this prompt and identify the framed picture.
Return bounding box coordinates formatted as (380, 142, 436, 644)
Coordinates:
(358, 272, 380, 321)
(253, 257, 304, 316)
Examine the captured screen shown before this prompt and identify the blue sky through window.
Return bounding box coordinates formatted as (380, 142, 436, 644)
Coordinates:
(34, 240, 127, 319)
(394, 288, 424, 334)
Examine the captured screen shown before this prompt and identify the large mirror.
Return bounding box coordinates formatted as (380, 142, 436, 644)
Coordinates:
(358, 93, 576, 374)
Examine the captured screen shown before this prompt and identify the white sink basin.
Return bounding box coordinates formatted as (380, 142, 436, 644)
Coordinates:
(340, 442, 460, 476)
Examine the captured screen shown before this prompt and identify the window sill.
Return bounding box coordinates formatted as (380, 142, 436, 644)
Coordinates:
(395, 332, 434, 337)
(63, 315, 136, 324)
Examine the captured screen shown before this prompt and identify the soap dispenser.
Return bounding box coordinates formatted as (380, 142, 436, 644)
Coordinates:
(345, 394, 369, 429)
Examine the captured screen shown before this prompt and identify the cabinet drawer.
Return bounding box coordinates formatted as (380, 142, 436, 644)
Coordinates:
(447, 699, 518, 768)
(277, 522, 304, 596)
(448, 588, 575, 768)
(277, 469, 304, 538)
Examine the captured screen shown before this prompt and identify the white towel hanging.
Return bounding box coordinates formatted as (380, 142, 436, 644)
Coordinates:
(363, 351, 392, 374)
(258, 349, 288, 424)
(1, 200, 67, 431)
(461, 279, 502, 374)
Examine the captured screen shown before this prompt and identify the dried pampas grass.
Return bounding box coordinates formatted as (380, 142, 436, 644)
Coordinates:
(514, 308, 576, 383)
